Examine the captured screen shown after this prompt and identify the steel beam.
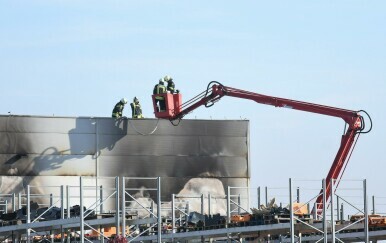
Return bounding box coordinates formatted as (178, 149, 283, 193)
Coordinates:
(289, 178, 294, 243)
(115, 176, 120, 236)
(331, 179, 335, 243)
(157, 177, 162, 243)
(122, 177, 126, 237)
(364, 179, 369, 243)
(80, 177, 84, 243)
(323, 179, 327, 243)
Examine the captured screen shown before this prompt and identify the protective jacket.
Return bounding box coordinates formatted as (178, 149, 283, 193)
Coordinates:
(130, 102, 143, 118)
(167, 80, 176, 94)
(153, 84, 167, 100)
(112, 102, 125, 118)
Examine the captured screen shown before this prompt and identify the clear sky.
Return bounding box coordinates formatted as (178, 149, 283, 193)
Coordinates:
(1, 1, 385, 202)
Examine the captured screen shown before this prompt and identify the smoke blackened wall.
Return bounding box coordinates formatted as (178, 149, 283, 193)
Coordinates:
(0, 115, 250, 212)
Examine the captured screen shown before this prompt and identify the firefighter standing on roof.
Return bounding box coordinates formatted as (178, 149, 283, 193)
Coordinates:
(130, 97, 144, 118)
(153, 78, 167, 112)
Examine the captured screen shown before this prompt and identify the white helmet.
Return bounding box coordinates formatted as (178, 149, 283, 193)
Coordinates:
(164, 75, 173, 82)
(120, 98, 128, 104)
(159, 77, 164, 83)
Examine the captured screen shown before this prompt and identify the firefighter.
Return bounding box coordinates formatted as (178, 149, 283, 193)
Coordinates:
(164, 75, 179, 94)
(112, 98, 127, 118)
(153, 78, 167, 112)
(130, 97, 144, 118)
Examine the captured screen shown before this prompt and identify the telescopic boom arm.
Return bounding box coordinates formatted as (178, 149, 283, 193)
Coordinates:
(153, 81, 371, 210)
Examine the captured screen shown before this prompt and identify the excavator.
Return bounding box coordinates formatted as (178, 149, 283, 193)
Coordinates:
(152, 81, 372, 213)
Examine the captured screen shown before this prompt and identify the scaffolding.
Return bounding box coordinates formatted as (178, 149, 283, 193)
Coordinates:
(0, 177, 383, 243)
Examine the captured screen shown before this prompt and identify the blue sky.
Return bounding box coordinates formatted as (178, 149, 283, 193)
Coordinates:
(1, 1, 385, 200)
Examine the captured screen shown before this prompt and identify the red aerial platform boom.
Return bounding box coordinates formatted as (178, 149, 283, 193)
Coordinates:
(152, 81, 371, 211)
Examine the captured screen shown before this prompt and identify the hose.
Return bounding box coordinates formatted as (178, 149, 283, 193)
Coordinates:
(169, 81, 226, 126)
(127, 118, 160, 136)
(204, 81, 226, 108)
(169, 118, 182, 126)
(356, 110, 372, 134)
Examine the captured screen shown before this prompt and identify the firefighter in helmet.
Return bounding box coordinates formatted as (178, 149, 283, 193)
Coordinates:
(112, 98, 127, 118)
(164, 75, 179, 94)
(130, 97, 144, 118)
(153, 78, 167, 112)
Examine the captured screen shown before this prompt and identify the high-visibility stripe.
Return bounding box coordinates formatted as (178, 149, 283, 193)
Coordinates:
(157, 85, 166, 94)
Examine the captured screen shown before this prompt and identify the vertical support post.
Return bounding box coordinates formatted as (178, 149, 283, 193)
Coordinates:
(257, 187, 261, 209)
(330, 179, 335, 243)
(372, 195, 375, 215)
(364, 179, 369, 243)
(150, 201, 154, 218)
(227, 186, 231, 224)
(201, 194, 204, 215)
(201, 194, 205, 243)
(323, 179, 327, 243)
(66, 186, 70, 219)
(115, 177, 120, 236)
(340, 203, 344, 223)
(4, 200, 7, 214)
(12, 193, 16, 212)
(238, 194, 241, 214)
(101, 226, 104, 243)
(185, 201, 190, 226)
(157, 177, 162, 243)
(171, 194, 175, 233)
(227, 187, 231, 243)
(95, 119, 99, 177)
(208, 193, 211, 217)
(336, 195, 340, 221)
(60, 185, 65, 243)
(313, 202, 317, 220)
(289, 178, 294, 243)
(60, 186, 64, 218)
(100, 185, 104, 214)
(297, 187, 300, 203)
(50, 193, 53, 206)
(248, 185, 251, 214)
(80, 177, 84, 243)
(66, 186, 70, 243)
(27, 185, 31, 243)
(121, 177, 126, 238)
(18, 193, 21, 209)
(265, 186, 268, 207)
(66, 186, 71, 219)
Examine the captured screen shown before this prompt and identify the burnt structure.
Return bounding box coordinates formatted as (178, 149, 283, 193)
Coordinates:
(0, 115, 250, 212)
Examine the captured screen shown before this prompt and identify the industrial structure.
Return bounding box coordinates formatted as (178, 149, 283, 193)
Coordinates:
(0, 176, 385, 242)
(0, 115, 250, 212)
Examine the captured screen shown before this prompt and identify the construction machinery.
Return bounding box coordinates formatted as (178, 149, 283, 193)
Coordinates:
(152, 81, 372, 212)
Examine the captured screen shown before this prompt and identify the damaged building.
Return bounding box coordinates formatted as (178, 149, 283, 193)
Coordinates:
(0, 115, 250, 214)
